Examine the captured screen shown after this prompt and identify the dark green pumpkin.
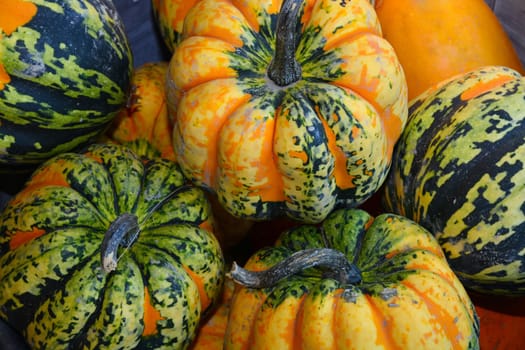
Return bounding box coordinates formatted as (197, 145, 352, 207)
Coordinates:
(383, 65, 525, 295)
(0, 0, 133, 171)
(0, 143, 224, 349)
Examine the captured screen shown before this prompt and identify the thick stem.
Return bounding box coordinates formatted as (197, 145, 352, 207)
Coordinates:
(229, 248, 361, 288)
(267, 0, 302, 86)
(101, 213, 140, 273)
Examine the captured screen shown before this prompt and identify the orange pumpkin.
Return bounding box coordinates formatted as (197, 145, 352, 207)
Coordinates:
(106, 61, 175, 161)
(190, 277, 235, 350)
(167, 0, 408, 224)
(374, 0, 525, 100)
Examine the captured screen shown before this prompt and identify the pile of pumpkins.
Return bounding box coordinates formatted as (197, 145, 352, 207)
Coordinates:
(0, 0, 523, 349)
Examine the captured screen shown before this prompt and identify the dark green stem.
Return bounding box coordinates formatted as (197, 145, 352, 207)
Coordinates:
(267, 0, 302, 86)
(229, 248, 362, 288)
(101, 213, 140, 273)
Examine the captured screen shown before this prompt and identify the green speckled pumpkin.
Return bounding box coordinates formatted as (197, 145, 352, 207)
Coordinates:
(0, 143, 224, 350)
(383, 65, 525, 295)
(227, 208, 479, 349)
(167, 0, 407, 223)
(0, 0, 132, 171)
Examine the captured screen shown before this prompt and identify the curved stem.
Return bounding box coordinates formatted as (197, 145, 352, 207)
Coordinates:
(229, 248, 361, 288)
(101, 213, 140, 273)
(267, 0, 302, 86)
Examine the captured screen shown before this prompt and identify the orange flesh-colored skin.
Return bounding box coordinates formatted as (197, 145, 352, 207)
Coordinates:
(183, 266, 212, 312)
(460, 74, 516, 101)
(0, 0, 37, 89)
(374, 0, 525, 100)
(142, 287, 164, 336)
(152, 0, 201, 38)
(474, 295, 525, 350)
(219, 105, 286, 202)
(190, 279, 235, 350)
(108, 62, 175, 161)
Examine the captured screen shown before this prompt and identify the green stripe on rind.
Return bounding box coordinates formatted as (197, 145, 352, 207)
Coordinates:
(0, 144, 224, 348)
(25, 255, 107, 349)
(0, 0, 132, 166)
(138, 225, 224, 303)
(0, 187, 107, 252)
(0, 121, 107, 167)
(0, 0, 131, 123)
(0, 228, 100, 322)
(384, 66, 525, 294)
(84, 145, 144, 215)
(80, 257, 143, 350)
(132, 248, 201, 350)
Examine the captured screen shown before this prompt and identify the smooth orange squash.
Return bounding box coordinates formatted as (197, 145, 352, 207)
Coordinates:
(374, 0, 525, 100)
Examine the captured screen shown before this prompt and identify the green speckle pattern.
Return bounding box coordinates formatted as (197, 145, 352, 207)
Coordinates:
(0, 143, 224, 350)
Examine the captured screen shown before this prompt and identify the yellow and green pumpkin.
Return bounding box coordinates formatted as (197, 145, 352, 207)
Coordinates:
(167, 0, 408, 223)
(0, 143, 224, 349)
(226, 208, 479, 349)
(383, 65, 525, 295)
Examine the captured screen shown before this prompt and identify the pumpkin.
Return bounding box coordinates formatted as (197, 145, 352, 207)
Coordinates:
(190, 276, 235, 350)
(0, 143, 224, 350)
(151, 0, 201, 53)
(0, 0, 133, 171)
(167, 0, 408, 223)
(383, 65, 525, 295)
(373, 0, 525, 100)
(104, 61, 254, 248)
(105, 61, 175, 161)
(226, 208, 479, 349)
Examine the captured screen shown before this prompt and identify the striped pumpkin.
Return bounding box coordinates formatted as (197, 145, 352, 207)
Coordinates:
(227, 208, 479, 349)
(0, 0, 132, 170)
(0, 143, 224, 349)
(383, 65, 525, 295)
(167, 0, 407, 223)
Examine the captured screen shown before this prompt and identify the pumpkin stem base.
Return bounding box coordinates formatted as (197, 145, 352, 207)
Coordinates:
(229, 248, 362, 288)
(100, 213, 140, 273)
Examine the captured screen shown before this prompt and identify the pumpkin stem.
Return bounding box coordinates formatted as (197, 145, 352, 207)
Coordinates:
(267, 0, 302, 86)
(101, 213, 140, 273)
(229, 248, 361, 288)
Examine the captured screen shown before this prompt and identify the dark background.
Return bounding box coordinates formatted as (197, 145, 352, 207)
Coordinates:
(114, 0, 171, 67)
